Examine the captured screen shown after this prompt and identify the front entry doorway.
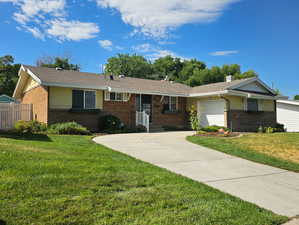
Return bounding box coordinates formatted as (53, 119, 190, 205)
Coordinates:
(136, 94, 152, 122)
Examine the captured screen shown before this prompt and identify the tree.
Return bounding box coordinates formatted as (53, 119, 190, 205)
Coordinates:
(104, 54, 153, 79)
(152, 56, 183, 81)
(0, 55, 20, 96)
(104, 54, 260, 87)
(179, 59, 206, 82)
(234, 69, 258, 79)
(222, 64, 241, 77)
(294, 95, 299, 100)
(37, 56, 80, 71)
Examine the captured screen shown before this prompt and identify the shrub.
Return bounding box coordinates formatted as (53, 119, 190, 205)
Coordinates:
(48, 122, 90, 135)
(265, 127, 275, 134)
(201, 125, 229, 133)
(189, 105, 200, 131)
(15, 120, 47, 134)
(100, 115, 122, 131)
(258, 124, 286, 134)
(275, 123, 286, 132)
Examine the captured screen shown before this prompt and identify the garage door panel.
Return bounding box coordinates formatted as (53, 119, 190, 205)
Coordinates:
(198, 100, 225, 127)
(277, 103, 299, 132)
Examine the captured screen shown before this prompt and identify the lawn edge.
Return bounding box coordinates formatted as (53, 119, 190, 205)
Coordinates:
(186, 135, 299, 173)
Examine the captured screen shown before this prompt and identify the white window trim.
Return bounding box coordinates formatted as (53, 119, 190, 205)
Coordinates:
(165, 96, 178, 111)
(104, 91, 130, 102)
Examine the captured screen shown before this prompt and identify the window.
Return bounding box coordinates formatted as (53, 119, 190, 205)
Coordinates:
(72, 90, 96, 109)
(85, 91, 96, 109)
(247, 98, 258, 112)
(105, 91, 129, 102)
(163, 96, 178, 112)
(72, 90, 84, 109)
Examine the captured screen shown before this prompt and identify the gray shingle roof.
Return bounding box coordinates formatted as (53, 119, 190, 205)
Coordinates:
(24, 65, 191, 96)
(190, 78, 255, 94)
(23, 65, 255, 96)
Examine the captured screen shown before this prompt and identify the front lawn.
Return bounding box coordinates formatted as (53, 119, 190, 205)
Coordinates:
(188, 133, 299, 172)
(0, 134, 287, 225)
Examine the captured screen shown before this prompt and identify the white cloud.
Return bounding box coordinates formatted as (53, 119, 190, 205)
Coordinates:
(47, 19, 99, 41)
(133, 43, 155, 53)
(1, 0, 100, 41)
(148, 50, 178, 60)
(158, 41, 176, 45)
(98, 39, 113, 50)
(133, 43, 183, 60)
(210, 50, 239, 56)
(0, 0, 18, 2)
(96, 0, 239, 38)
(11, 0, 65, 24)
(24, 26, 45, 39)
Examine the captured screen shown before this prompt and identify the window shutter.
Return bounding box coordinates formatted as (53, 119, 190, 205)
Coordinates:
(85, 91, 96, 109)
(72, 90, 84, 109)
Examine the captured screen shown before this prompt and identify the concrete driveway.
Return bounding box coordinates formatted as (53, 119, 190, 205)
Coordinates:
(93, 131, 299, 217)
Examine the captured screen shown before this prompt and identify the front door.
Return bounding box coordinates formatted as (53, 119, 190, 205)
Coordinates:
(136, 94, 152, 122)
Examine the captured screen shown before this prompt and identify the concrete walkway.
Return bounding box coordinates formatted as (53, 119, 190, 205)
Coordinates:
(93, 131, 299, 217)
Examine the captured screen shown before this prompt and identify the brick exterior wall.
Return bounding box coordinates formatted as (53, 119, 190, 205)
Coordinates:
(21, 85, 48, 123)
(227, 110, 277, 132)
(102, 94, 188, 129)
(151, 96, 188, 128)
(103, 94, 136, 128)
(48, 110, 102, 132)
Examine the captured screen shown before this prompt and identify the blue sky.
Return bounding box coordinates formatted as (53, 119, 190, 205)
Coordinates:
(0, 0, 298, 98)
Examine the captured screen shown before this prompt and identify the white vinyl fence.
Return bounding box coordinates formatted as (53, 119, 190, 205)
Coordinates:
(136, 111, 150, 132)
(0, 103, 32, 130)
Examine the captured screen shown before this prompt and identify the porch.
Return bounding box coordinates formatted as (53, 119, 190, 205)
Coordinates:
(134, 94, 188, 132)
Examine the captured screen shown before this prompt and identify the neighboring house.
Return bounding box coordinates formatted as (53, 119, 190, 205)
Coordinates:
(277, 100, 299, 132)
(0, 94, 19, 103)
(13, 65, 283, 132)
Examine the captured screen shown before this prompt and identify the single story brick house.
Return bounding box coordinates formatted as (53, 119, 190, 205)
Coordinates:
(13, 65, 284, 132)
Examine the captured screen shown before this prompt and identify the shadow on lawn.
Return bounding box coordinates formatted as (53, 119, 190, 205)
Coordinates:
(0, 219, 6, 225)
(0, 133, 52, 142)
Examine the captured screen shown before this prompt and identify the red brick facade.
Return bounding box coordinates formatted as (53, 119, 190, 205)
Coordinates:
(151, 96, 188, 128)
(227, 110, 277, 132)
(48, 110, 102, 132)
(103, 94, 136, 128)
(21, 85, 48, 123)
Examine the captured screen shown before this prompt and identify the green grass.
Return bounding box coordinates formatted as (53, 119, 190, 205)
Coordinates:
(0, 134, 287, 225)
(187, 133, 299, 172)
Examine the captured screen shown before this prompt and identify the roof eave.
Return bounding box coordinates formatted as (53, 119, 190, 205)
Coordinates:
(226, 90, 287, 100)
(277, 100, 299, 106)
(188, 90, 228, 97)
(42, 82, 108, 91)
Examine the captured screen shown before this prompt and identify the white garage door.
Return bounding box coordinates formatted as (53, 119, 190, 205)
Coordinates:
(198, 99, 225, 127)
(277, 103, 299, 132)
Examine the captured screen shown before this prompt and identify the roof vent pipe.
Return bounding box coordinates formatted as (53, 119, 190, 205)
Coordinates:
(226, 75, 233, 83)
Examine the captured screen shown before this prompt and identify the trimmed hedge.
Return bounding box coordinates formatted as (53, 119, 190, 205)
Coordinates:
(200, 125, 229, 133)
(14, 120, 47, 134)
(48, 122, 91, 135)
